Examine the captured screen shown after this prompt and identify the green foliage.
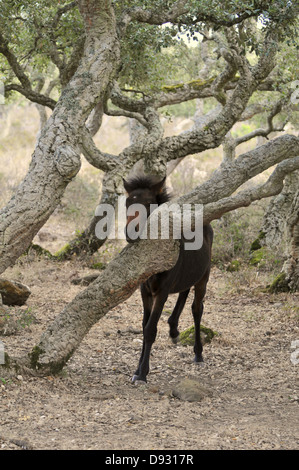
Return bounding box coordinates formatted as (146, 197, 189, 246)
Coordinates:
(0, 1, 83, 68)
(177, 0, 298, 41)
(117, 0, 299, 100)
(54, 243, 72, 260)
(119, 24, 187, 91)
(161, 100, 196, 119)
(0, 0, 298, 105)
(25, 244, 54, 259)
(249, 246, 283, 271)
(16, 307, 36, 329)
(90, 262, 106, 270)
(0, 0, 83, 98)
(274, 38, 299, 85)
(226, 259, 241, 272)
(211, 206, 285, 274)
(249, 247, 266, 265)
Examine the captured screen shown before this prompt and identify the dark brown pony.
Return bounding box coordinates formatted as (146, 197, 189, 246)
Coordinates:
(124, 175, 213, 383)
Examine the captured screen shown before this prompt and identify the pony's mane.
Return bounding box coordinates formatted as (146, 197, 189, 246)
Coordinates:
(126, 175, 171, 205)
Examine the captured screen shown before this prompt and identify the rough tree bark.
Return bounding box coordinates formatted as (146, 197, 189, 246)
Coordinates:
(260, 171, 299, 291)
(262, 173, 297, 247)
(283, 181, 299, 291)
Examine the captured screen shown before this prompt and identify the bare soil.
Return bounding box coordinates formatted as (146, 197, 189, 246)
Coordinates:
(0, 255, 298, 450)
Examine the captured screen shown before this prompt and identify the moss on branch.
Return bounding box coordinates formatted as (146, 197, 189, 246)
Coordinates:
(161, 76, 216, 93)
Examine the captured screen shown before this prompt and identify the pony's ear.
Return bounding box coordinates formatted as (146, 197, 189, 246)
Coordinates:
(123, 178, 132, 194)
(150, 177, 166, 194)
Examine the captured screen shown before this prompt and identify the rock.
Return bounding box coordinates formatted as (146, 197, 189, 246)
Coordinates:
(179, 325, 217, 346)
(172, 378, 213, 402)
(0, 279, 31, 306)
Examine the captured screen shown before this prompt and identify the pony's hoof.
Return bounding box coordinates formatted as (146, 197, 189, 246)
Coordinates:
(194, 355, 204, 365)
(171, 334, 180, 344)
(194, 361, 205, 367)
(132, 375, 147, 385)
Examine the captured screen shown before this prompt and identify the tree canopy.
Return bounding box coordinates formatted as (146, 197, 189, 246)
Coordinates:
(1, 1, 298, 105)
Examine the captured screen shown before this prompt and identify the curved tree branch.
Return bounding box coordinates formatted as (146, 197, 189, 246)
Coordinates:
(0, 32, 31, 89)
(155, 32, 277, 163)
(203, 156, 299, 222)
(81, 127, 118, 172)
(118, 0, 189, 36)
(4, 83, 57, 109)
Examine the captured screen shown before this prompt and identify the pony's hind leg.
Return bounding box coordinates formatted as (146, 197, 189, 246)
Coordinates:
(168, 289, 190, 343)
(192, 271, 210, 363)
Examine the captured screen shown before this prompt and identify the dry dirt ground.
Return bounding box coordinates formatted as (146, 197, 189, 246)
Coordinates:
(0, 254, 298, 451)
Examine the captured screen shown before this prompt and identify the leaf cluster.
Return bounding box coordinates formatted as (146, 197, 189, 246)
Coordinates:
(119, 23, 187, 91)
(175, 1, 298, 46)
(0, 1, 83, 83)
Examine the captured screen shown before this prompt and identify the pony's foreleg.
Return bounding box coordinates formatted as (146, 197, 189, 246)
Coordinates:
(132, 291, 168, 384)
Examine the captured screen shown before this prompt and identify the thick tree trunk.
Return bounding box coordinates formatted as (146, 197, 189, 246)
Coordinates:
(282, 174, 299, 291)
(261, 171, 299, 247)
(261, 171, 299, 291)
(0, 0, 120, 274)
